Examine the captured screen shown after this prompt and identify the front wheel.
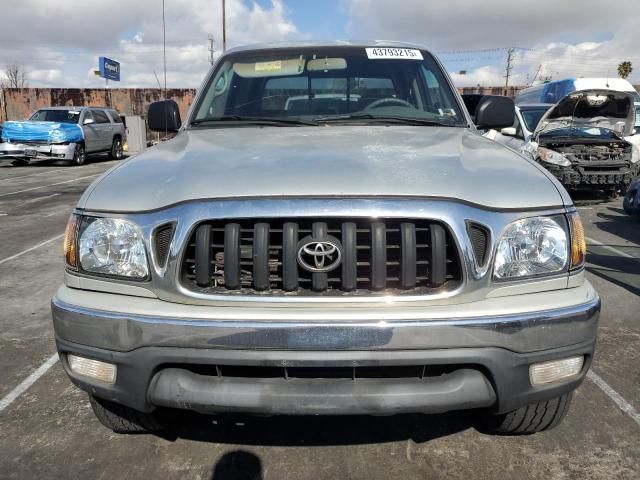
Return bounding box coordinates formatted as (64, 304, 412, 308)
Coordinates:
(71, 143, 85, 166)
(108, 137, 124, 160)
(605, 189, 619, 200)
(481, 392, 573, 435)
(89, 395, 162, 434)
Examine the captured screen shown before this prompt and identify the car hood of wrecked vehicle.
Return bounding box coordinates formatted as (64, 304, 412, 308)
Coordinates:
(534, 89, 636, 139)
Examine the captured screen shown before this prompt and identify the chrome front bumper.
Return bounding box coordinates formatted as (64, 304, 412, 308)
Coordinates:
(52, 282, 600, 354)
(52, 282, 600, 414)
(0, 142, 76, 160)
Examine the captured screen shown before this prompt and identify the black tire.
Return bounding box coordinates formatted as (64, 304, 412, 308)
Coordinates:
(88, 395, 162, 434)
(482, 392, 573, 435)
(606, 189, 619, 200)
(108, 136, 124, 160)
(71, 143, 85, 166)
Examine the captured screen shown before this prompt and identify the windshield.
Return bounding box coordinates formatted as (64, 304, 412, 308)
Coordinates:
(30, 109, 81, 124)
(192, 46, 465, 126)
(520, 107, 548, 132)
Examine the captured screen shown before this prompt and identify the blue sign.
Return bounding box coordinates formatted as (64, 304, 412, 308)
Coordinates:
(99, 57, 120, 81)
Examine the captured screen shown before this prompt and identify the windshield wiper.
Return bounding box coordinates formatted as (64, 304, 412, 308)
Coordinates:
(313, 113, 458, 127)
(190, 115, 318, 127)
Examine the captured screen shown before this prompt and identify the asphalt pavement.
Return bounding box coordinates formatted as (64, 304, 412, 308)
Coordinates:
(0, 157, 638, 480)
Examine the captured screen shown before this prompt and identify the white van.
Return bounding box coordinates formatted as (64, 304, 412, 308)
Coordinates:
(516, 78, 640, 105)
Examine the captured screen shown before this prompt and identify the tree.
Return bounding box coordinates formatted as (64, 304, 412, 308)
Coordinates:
(617, 61, 633, 79)
(0, 63, 28, 88)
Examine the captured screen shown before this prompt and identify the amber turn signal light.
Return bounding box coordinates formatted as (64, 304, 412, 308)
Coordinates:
(63, 214, 80, 270)
(568, 212, 586, 269)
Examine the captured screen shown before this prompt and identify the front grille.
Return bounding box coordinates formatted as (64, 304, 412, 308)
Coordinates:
(181, 218, 462, 295)
(7, 140, 51, 146)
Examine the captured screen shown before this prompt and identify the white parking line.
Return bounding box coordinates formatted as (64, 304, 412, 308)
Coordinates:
(0, 354, 59, 414)
(0, 161, 117, 183)
(588, 370, 640, 427)
(586, 236, 637, 259)
(0, 168, 68, 182)
(0, 233, 64, 266)
(24, 193, 60, 204)
(0, 174, 99, 198)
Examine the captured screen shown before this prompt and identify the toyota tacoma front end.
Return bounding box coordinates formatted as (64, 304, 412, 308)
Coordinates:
(52, 42, 600, 435)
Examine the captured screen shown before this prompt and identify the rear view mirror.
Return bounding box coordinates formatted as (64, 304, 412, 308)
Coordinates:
(148, 100, 181, 132)
(500, 127, 517, 136)
(307, 58, 347, 71)
(475, 96, 515, 129)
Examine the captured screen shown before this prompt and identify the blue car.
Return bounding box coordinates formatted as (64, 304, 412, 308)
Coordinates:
(623, 177, 640, 215)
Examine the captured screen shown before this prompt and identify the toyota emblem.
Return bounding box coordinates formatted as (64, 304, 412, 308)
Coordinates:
(297, 237, 342, 273)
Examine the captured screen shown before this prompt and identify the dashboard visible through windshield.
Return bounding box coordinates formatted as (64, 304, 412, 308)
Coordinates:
(191, 46, 466, 127)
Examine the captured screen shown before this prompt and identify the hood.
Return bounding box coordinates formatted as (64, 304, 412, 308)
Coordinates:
(0, 121, 84, 143)
(534, 89, 635, 139)
(80, 126, 564, 212)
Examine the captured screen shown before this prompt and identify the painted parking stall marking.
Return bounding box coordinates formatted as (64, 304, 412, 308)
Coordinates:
(0, 354, 59, 414)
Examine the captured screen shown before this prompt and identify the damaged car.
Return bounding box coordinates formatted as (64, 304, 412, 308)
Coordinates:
(0, 106, 126, 166)
(523, 90, 639, 197)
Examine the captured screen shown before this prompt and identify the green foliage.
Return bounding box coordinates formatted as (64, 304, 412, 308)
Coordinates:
(617, 61, 633, 79)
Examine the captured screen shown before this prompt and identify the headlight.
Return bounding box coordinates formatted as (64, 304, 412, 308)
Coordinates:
(631, 145, 639, 164)
(537, 147, 571, 167)
(494, 216, 568, 280)
(77, 217, 148, 279)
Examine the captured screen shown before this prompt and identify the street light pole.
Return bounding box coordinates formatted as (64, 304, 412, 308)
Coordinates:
(222, 0, 226, 52)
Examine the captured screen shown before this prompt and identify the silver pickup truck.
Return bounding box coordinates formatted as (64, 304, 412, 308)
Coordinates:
(52, 41, 600, 435)
(0, 106, 126, 165)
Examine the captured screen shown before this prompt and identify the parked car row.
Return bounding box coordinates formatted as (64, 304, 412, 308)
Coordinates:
(0, 106, 126, 165)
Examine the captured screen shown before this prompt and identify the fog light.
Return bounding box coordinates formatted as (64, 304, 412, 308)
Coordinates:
(530, 356, 583, 386)
(67, 354, 117, 384)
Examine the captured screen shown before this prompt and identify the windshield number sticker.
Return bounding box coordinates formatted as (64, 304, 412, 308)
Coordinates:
(366, 48, 423, 60)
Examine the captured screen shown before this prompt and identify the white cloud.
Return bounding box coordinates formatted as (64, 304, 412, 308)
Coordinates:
(346, 0, 640, 84)
(0, 0, 299, 88)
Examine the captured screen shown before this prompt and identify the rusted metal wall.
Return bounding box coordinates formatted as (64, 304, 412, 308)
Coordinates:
(1, 85, 637, 122)
(0, 88, 196, 122)
(458, 85, 526, 98)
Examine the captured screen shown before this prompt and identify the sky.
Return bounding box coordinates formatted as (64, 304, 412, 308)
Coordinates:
(0, 0, 638, 89)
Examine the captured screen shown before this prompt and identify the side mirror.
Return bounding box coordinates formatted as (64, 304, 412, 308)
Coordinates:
(475, 95, 515, 129)
(83, 118, 95, 125)
(500, 127, 517, 136)
(148, 100, 182, 132)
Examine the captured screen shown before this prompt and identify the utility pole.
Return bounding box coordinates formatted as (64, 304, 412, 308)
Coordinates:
(504, 47, 515, 96)
(208, 35, 215, 65)
(162, 0, 167, 97)
(222, 0, 226, 52)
